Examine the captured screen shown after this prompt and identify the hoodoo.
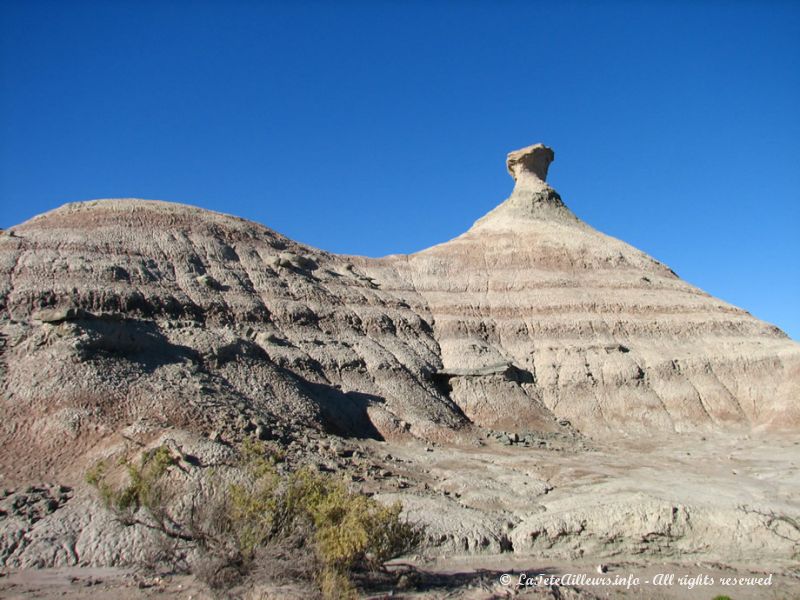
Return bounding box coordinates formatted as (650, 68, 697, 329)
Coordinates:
(363, 143, 800, 434)
(506, 142, 554, 184)
(470, 143, 578, 227)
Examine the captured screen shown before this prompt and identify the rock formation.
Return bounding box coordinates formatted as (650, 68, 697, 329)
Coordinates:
(0, 199, 467, 486)
(1, 143, 799, 481)
(0, 143, 798, 573)
(361, 143, 800, 434)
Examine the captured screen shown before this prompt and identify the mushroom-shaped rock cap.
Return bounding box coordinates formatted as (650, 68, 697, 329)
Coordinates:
(469, 142, 574, 230)
(506, 143, 555, 183)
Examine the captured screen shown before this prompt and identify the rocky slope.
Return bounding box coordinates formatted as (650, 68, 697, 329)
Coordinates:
(0, 199, 468, 486)
(361, 143, 800, 435)
(0, 143, 798, 577)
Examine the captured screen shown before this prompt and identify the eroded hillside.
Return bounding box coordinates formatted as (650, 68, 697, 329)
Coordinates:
(0, 145, 798, 591)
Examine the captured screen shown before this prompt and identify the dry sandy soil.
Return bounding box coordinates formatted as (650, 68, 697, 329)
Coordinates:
(3, 432, 798, 599)
(0, 559, 794, 599)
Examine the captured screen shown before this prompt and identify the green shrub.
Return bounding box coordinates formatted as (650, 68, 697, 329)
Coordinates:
(86, 444, 176, 515)
(285, 467, 420, 571)
(318, 567, 357, 600)
(228, 442, 422, 597)
(228, 467, 281, 557)
(85, 461, 114, 506)
(87, 437, 423, 599)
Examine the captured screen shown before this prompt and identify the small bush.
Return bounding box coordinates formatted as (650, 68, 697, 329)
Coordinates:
(318, 567, 357, 600)
(87, 437, 423, 599)
(85, 461, 114, 506)
(86, 445, 177, 517)
(285, 467, 421, 571)
(227, 442, 422, 598)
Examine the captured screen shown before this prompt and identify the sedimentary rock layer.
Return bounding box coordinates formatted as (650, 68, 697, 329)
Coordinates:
(361, 143, 800, 434)
(0, 200, 464, 485)
(0, 143, 797, 488)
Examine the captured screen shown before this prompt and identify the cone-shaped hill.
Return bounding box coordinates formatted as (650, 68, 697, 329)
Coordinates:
(359, 143, 800, 435)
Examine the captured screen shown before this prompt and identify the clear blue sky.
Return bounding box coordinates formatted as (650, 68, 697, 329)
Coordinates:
(1, 0, 798, 338)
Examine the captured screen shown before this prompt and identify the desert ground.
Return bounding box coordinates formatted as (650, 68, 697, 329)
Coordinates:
(3, 431, 798, 599)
